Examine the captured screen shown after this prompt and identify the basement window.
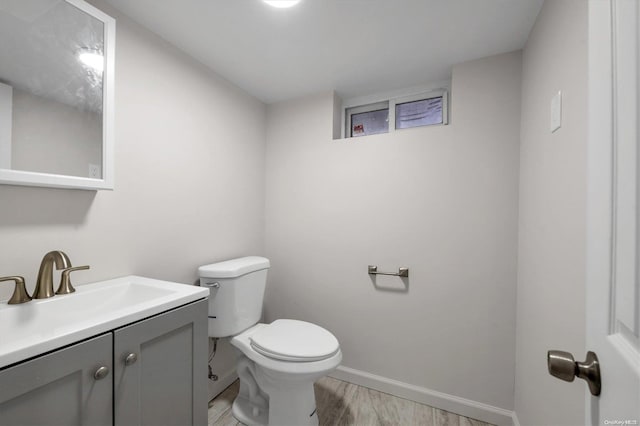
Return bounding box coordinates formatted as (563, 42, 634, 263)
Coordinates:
(345, 89, 448, 138)
(396, 95, 444, 129)
(347, 101, 389, 137)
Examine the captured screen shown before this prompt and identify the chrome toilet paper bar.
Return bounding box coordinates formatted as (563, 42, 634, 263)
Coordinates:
(367, 265, 409, 278)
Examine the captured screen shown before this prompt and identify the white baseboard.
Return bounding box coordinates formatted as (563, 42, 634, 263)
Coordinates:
(329, 366, 516, 426)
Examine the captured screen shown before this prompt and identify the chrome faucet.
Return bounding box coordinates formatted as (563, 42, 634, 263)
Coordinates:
(33, 251, 71, 299)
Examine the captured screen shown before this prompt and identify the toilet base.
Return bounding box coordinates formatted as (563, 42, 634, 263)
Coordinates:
(231, 389, 320, 426)
(231, 365, 320, 426)
(232, 395, 268, 426)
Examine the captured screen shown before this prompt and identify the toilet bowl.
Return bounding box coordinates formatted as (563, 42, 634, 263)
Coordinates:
(199, 257, 342, 426)
(231, 321, 342, 425)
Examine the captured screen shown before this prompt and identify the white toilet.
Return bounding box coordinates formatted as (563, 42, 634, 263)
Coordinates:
(198, 256, 342, 426)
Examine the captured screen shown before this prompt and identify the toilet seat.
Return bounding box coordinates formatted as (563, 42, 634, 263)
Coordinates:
(249, 319, 340, 362)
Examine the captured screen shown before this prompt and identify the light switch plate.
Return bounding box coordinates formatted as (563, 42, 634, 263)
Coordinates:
(550, 91, 562, 133)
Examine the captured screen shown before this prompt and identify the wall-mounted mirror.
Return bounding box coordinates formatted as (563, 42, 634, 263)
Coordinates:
(0, 0, 114, 190)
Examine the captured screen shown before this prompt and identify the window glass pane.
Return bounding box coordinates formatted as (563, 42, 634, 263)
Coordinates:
(395, 97, 443, 129)
(351, 109, 389, 137)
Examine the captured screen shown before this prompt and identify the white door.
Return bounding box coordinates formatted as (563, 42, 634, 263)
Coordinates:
(587, 0, 640, 423)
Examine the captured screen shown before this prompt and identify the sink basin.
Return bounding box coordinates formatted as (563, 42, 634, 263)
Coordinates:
(0, 275, 209, 368)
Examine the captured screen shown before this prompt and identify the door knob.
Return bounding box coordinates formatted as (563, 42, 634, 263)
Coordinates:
(547, 350, 601, 396)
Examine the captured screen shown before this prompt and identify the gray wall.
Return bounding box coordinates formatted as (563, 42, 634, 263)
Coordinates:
(514, 0, 588, 424)
(264, 51, 522, 411)
(0, 4, 266, 304)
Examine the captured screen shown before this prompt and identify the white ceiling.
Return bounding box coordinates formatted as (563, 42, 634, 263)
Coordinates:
(104, 0, 543, 104)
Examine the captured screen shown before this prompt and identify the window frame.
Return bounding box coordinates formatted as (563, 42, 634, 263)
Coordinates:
(394, 90, 449, 130)
(343, 88, 449, 139)
(345, 101, 389, 138)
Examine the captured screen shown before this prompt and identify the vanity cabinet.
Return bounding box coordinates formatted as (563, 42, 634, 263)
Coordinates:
(114, 299, 208, 425)
(0, 299, 207, 426)
(0, 333, 113, 425)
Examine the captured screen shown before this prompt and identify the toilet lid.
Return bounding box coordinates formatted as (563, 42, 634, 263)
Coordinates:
(249, 319, 340, 362)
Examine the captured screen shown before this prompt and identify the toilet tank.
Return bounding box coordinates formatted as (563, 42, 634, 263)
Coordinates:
(198, 256, 270, 338)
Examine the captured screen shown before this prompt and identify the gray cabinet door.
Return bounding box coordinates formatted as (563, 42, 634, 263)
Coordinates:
(113, 299, 208, 426)
(0, 333, 113, 426)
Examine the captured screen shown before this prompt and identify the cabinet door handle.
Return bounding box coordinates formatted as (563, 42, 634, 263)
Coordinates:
(124, 353, 138, 366)
(94, 366, 110, 380)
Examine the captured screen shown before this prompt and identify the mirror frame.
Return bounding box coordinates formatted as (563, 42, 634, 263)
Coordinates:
(0, 0, 115, 191)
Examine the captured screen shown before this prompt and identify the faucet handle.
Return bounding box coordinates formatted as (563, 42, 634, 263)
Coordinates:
(0, 276, 32, 304)
(56, 266, 90, 295)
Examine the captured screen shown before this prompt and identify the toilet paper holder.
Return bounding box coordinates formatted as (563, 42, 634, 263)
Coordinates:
(368, 265, 409, 278)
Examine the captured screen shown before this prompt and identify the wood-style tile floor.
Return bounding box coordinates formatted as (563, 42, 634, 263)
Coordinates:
(208, 376, 494, 426)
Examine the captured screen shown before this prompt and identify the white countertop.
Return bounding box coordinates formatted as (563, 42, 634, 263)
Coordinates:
(0, 275, 209, 369)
